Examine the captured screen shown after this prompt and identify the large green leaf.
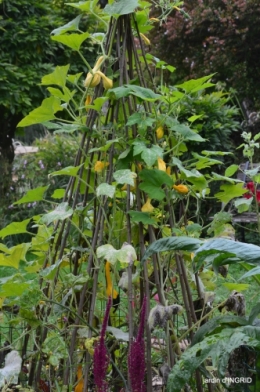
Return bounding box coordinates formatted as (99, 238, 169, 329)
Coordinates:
(49, 165, 82, 177)
(107, 85, 161, 101)
(141, 236, 202, 263)
(113, 169, 137, 186)
(104, 0, 139, 17)
(14, 186, 49, 205)
(40, 203, 73, 225)
(51, 15, 82, 35)
(96, 183, 115, 198)
(176, 74, 215, 93)
(0, 219, 31, 238)
(0, 243, 30, 269)
(194, 238, 260, 266)
(128, 211, 157, 225)
(41, 65, 70, 88)
(215, 183, 248, 204)
(17, 97, 62, 127)
(51, 32, 90, 51)
(139, 169, 173, 200)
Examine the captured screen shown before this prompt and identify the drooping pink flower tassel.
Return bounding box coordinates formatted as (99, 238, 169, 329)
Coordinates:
(93, 296, 112, 392)
(128, 296, 147, 392)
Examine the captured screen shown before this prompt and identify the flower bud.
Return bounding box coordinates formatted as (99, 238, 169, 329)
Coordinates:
(84, 72, 101, 88)
(173, 184, 189, 194)
(156, 126, 164, 139)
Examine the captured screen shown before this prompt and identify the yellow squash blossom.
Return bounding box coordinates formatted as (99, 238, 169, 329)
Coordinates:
(173, 184, 189, 194)
(85, 95, 92, 110)
(140, 33, 151, 46)
(84, 56, 113, 90)
(141, 198, 154, 212)
(94, 160, 109, 173)
(166, 166, 171, 175)
(157, 157, 166, 172)
(156, 126, 164, 139)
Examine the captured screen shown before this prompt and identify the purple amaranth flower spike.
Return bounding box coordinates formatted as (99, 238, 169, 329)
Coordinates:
(128, 296, 147, 392)
(93, 296, 112, 392)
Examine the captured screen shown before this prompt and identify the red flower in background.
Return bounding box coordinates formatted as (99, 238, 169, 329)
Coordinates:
(244, 182, 260, 203)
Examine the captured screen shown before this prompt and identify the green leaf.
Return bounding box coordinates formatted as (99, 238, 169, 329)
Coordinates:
(238, 265, 260, 281)
(127, 112, 155, 132)
(40, 202, 73, 225)
(169, 121, 205, 142)
(17, 97, 62, 127)
(14, 186, 49, 205)
(172, 158, 207, 190)
(51, 189, 66, 199)
(114, 169, 137, 186)
(49, 165, 82, 177)
(51, 15, 82, 35)
(107, 326, 129, 341)
(222, 283, 250, 291)
(139, 169, 173, 200)
(107, 85, 161, 101)
(249, 302, 260, 325)
(141, 236, 202, 263)
(51, 32, 90, 51)
(128, 211, 157, 225)
(176, 74, 215, 93)
(89, 138, 120, 152)
(195, 238, 260, 266)
(0, 243, 30, 269)
(215, 183, 248, 204)
(104, 0, 139, 17)
(225, 164, 239, 177)
(142, 145, 163, 166)
(41, 65, 70, 88)
(234, 197, 252, 213)
(87, 96, 109, 111)
(96, 183, 116, 198)
(0, 219, 31, 238)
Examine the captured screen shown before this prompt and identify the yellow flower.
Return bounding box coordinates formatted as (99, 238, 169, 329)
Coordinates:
(140, 33, 151, 46)
(157, 157, 166, 172)
(156, 126, 164, 139)
(121, 180, 136, 192)
(141, 198, 154, 212)
(84, 56, 106, 88)
(84, 72, 101, 88)
(97, 71, 113, 90)
(85, 95, 92, 110)
(94, 161, 109, 173)
(173, 184, 189, 194)
(166, 166, 171, 175)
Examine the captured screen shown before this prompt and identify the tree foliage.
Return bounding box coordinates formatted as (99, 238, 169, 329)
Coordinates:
(155, 0, 260, 107)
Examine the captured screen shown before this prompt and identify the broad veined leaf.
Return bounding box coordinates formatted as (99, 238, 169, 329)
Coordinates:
(86, 96, 109, 112)
(41, 65, 70, 88)
(97, 243, 137, 265)
(141, 145, 164, 166)
(128, 211, 157, 225)
(176, 74, 215, 93)
(172, 157, 207, 190)
(0, 219, 31, 238)
(47, 86, 75, 103)
(51, 15, 82, 35)
(104, 0, 139, 17)
(238, 265, 260, 281)
(221, 283, 249, 291)
(194, 238, 260, 266)
(211, 172, 241, 183)
(114, 169, 137, 186)
(170, 122, 205, 142)
(191, 153, 222, 170)
(107, 85, 161, 101)
(14, 186, 49, 205)
(141, 236, 202, 263)
(96, 183, 116, 198)
(49, 164, 82, 177)
(106, 327, 129, 341)
(40, 203, 73, 225)
(51, 32, 90, 51)
(215, 183, 248, 204)
(0, 243, 30, 269)
(17, 96, 62, 127)
(139, 169, 173, 200)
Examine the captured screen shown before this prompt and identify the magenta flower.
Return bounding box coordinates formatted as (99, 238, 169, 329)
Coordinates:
(128, 296, 147, 392)
(93, 296, 112, 392)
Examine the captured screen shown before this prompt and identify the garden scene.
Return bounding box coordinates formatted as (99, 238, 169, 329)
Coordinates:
(1, 0, 260, 391)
